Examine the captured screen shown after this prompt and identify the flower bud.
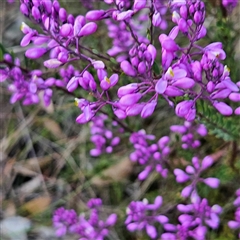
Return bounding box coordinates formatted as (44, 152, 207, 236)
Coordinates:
(32, 6, 41, 21)
(174, 169, 190, 183)
(126, 103, 144, 116)
(117, 83, 138, 98)
(213, 102, 233, 116)
(203, 178, 220, 188)
(21, 32, 35, 47)
(141, 101, 157, 118)
(66, 77, 78, 92)
(172, 77, 195, 89)
(137, 61, 146, 74)
(120, 60, 137, 77)
(113, 109, 126, 119)
(152, 12, 161, 27)
(223, 79, 239, 92)
(44, 59, 63, 68)
(86, 10, 105, 21)
(20, 3, 29, 16)
(155, 79, 167, 94)
(139, 166, 152, 180)
(147, 44, 157, 65)
(234, 106, 240, 115)
(164, 86, 184, 97)
(59, 8, 67, 22)
(207, 81, 215, 93)
(180, 5, 188, 19)
(133, 0, 146, 11)
(117, 10, 134, 21)
(175, 100, 194, 118)
(178, 18, 188, 33)
(211, 88, 231, 99)
(74, 15, 86, 36)
(119, 93, 142, 106)
(60, 23, 73, 37)
(25, 48, 47, 59)
(79, 22, 97, 37)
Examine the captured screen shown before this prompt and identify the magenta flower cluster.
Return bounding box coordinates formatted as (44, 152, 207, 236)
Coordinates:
(2, 0, 240, 122)
(174, 155, 220, 198)
(129, 130, 170, 180)
(1, 0, 240, 239)
(53, 198, 117, 240)
(125, 196, 169, 239)
(162, 191, 222, 240)
(170, 121, 208, 149)
(88, 114, 121, 157)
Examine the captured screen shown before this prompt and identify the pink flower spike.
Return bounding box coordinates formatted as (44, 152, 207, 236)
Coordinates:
(203, 178, 220, 188)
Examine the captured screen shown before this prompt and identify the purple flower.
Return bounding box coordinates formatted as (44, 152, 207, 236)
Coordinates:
(174, 155, 220, 197)
(125, 196, 168, 239)
(175, 100, 196, 121)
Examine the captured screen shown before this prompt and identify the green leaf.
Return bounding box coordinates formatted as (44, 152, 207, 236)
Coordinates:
(110, 57, 117, 64)
(152, 61, 160, 75)
(92, 49, 99, 54)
